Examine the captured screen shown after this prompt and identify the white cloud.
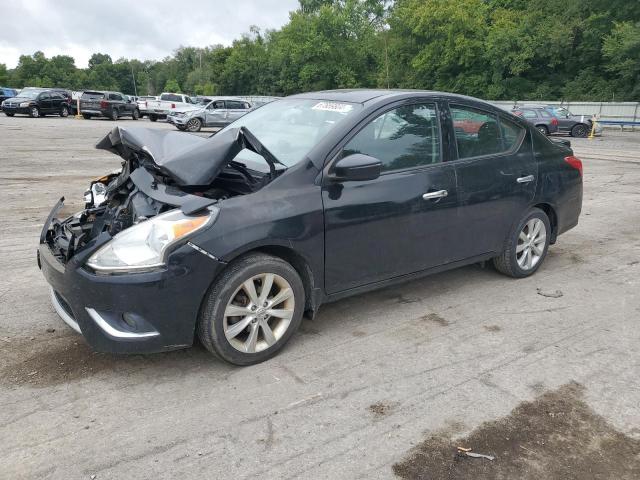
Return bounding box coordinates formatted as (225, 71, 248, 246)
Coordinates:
(0, 0, 298, 68)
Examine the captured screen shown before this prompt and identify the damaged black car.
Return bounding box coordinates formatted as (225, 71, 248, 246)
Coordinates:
(38, 90, 582, 365)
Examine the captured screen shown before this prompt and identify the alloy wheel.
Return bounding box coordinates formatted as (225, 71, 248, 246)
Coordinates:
(60, 106, 68, 117)
(223, 273, 295, 354)
(516, 218, 546, 270)
(30, 107, 39, 118)
(187, 118, 201, 132)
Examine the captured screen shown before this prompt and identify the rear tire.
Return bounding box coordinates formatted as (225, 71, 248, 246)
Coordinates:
(493, 208, 551, 278)
(197, 253, 305, 365)
(60, 105, 69, 117)
(149, 114, 158, 122)
(571, 123, 589, 138)
(110, 109, 118, 121)
(4, 112, 14, 117)
(82, 113, 92, 120)
(132, 108, 140, 120)
(536, 125, 548, 135)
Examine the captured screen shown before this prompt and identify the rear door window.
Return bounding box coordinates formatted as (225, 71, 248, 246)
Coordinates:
(499, 117, 526, 151)
(450, 105, 502, 158)
(521, 109, 538, 119)
(226, 100, 245, 109)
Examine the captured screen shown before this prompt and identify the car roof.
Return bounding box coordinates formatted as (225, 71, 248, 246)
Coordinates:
(289, 89, 500, 109)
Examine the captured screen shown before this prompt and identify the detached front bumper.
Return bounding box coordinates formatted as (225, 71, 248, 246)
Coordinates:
(38, 205, 224, 354)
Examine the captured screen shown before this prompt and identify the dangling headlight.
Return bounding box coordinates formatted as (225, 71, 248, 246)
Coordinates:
(87, 207, 218, 273)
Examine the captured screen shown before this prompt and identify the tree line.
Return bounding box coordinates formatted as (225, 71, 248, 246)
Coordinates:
(1, 0, 638, 101)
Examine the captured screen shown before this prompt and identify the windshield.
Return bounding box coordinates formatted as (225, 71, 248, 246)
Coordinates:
(19, 89, 44, 99)
(218, 98, 362, 167)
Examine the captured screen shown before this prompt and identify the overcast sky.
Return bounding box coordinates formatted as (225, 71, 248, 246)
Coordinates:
(0, 0, 299, 68)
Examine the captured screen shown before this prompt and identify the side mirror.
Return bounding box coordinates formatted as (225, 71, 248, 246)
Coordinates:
(330, 154, 382, 182)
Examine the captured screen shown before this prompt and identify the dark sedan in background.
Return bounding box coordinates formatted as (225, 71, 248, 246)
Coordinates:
(38, 90, 582, 365)
(79, 91, 140, 120)
(2, 88, 71, 117)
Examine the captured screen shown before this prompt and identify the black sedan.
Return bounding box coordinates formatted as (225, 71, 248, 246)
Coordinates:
(38, 90, 583, 365)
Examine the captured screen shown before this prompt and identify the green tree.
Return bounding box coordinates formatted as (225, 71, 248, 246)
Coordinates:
(163, 78, 181, 92)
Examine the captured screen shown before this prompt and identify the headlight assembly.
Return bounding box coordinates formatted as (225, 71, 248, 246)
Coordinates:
(86, 207, 218, 273)
(20, 102, 30, 107)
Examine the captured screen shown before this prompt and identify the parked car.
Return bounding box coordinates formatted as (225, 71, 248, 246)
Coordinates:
(1, 88, 71, 117)
(144, 92, 195, 121)
(38, 90, 582, 365)
(0, 87, 17, 103)
(167, 97, 252, 132)
(136, 95, 157, 118)
(79, 91, 140, 120)
(543, 105, 600, 137)
(511, 106, 559, 135)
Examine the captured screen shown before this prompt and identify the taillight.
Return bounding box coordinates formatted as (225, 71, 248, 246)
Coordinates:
(551, 117, 558, 126)
(145, 101, 148, 107)
(100, 100, 108, 108)
(171, 103, 176, 109)
(565, 156, 583, 177)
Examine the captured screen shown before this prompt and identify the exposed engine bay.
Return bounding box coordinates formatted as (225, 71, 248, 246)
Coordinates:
(44, 126, 284, 264)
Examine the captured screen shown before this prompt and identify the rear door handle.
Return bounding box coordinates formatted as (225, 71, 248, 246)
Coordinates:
(422, 190, 448, 200)
(516, 175, 535, 183)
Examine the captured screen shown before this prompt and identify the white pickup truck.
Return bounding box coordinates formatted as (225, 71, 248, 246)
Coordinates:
(143, 93, 195, 122)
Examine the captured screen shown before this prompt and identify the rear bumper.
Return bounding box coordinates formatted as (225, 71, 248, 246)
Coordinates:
(38, 223, 224, 354)
(81, 109, 107, 117)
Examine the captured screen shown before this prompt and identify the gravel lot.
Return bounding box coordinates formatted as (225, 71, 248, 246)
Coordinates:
(1, 116, 639, 479)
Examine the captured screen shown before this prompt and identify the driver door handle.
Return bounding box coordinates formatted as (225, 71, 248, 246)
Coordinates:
(422, 190, 448, 200)
(517, 175, 535, 183)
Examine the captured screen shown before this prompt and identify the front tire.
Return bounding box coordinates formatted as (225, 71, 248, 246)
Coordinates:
(493, 208, 551, 278)
(29, 106, 40, 118)
(571, 123, 589, 138)
(536, 125, 548, 135)
(198, 253, 305, 365)
(4, 112, 14, 117)
(186, 117, 202, 132)
(132, 108, 140, 120)
(82, 113, 92, 120)
(149, 114, 158, 122)
(110, 109, 119, 121)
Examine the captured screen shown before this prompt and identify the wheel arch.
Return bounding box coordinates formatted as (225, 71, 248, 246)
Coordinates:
(252, 245, 319, 317)
(217, 244, 320, 318)
(533, 202, 558, 244)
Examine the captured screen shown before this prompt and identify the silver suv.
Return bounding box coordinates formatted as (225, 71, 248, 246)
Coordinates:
(167, 97, 252, 132)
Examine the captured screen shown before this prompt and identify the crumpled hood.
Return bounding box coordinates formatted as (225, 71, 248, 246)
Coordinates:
(96, 126, 279, 186)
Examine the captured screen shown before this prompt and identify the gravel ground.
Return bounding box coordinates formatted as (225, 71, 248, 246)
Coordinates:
(0, 116, 639, 479)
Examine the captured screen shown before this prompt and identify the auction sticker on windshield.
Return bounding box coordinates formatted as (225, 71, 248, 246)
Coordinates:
(312, 102, 353, 113)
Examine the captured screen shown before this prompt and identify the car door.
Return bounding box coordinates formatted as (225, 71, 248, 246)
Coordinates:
(204, 100, 226, 126)
(448, 103, 536, 258)
(38, 92, 52, 113)
(322, 101, 459, 294)
(225, 100, 248, 122)
(50, 92, 64, 112)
